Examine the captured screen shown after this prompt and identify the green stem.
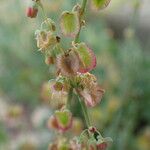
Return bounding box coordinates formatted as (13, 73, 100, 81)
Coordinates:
(74, 0, 87, 43)
(77, 94, 91, 128)
(81, 0, 87, 15)
(37, 1, 53, 30)
(67, 88, 73, 110)
(37, 1, 47, 20)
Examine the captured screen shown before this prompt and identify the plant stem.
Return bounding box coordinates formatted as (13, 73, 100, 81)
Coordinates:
(81, 0, 87, 15)
(37, 1, 47, 20)
(37, 1, 53, 29)
(67, 88, 73, 110)
(74, 0, 87, 43)
(77, 94, 91, 128)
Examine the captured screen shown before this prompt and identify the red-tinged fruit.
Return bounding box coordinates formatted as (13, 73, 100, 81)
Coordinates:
(74, 43, 97, 73)
(56, 51, 80, 77)
(79, 85, 105, 107)
(77, 73, 105, 107)
(55, 109, 73, 132)
(60, 11, 80, 37)
(97, 142, 107, 150)
(27, 7, 38, 18)
(96, 137, 113, 150)
(47, 115, 59, 130)
(48, 109, 73, 132)
(35, 30, 57, 52)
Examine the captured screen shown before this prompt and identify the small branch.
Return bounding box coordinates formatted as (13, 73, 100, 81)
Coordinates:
(77, 94, 91, 128)
(74, 0, 87, 43)
(37, 1, 47, 20)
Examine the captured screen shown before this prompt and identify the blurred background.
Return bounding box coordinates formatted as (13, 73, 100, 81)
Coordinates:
(0, 0, 150, 149)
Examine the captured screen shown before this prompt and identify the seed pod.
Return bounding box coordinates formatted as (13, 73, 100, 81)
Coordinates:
(27, 1, 38, 18)
(96, 137, 113, 150)
(77, 73, 105, 107)
(60, 11, 80, 37)
(96, 142, 107, 150)
(47, 115, 59, 130)
(79, 85, 105, 107)
(35, 30, 57, 52)
(55, 109, 73, 132)
(48, 109, 73, 132)
(91, 0, 111, 10)
(27, 7, 38, 18)
(56, 51, 80, 77)
(74, 43, 96, 73)
(41, 18, 56, 32)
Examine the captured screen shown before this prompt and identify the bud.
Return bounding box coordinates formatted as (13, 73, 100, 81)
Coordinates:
(74, 43, 96, 73)
(60, 11, 80, 37)
(91, 0, 111, 10)
(27, 1, 38, 18)
(89, 126, 97, 133)
(49, 78, 69, 93)
(96, 137, 113, 150)
(45, 56, 54, 65)
(27, 7, 38, 18)
(53, 82, 64, 91)
(96, 142, 107, 150)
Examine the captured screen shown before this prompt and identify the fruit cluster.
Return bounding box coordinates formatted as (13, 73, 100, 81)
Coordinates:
(26, 0, 112, 149)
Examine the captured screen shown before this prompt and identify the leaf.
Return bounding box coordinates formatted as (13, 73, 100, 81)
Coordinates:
(60, 11, 80, 37)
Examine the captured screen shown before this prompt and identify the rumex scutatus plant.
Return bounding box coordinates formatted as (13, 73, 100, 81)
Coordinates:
(26, 0, 112, 149)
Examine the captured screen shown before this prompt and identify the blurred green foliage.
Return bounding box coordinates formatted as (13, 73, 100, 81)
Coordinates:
(0, 0, 150, 150)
